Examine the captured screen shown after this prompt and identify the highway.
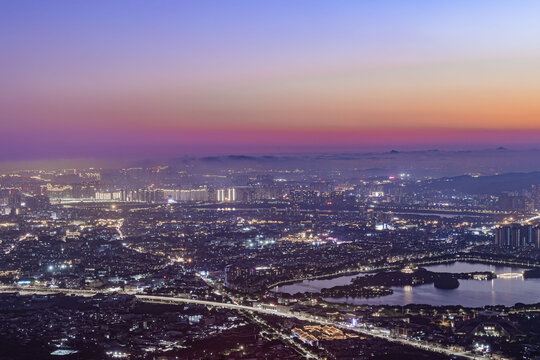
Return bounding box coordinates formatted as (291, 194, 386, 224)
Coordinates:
(0, 285, 494, 359)
(521, 213, 540, 224)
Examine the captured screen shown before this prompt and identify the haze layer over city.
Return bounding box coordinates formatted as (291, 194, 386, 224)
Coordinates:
(2, 1, 540, 360)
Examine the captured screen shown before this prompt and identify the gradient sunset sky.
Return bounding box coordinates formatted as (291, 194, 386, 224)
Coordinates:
(2, 1, 540, 160)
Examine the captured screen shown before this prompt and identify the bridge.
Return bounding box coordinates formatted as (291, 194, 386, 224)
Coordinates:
(0, 285, 495, 359)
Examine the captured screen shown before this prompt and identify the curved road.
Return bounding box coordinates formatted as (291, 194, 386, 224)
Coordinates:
(0, 285, 495, 359)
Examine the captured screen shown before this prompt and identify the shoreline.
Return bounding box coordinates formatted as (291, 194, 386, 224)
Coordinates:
(270, 255, 540, 291)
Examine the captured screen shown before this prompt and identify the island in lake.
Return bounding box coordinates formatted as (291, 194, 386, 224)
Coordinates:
(433, 276, 460, 289)
(280, 267, 495, 299)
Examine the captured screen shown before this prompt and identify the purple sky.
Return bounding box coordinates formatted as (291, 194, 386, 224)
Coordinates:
(3, 1, 540, 160)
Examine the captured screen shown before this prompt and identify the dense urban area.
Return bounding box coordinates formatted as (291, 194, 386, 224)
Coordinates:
(3, 155, 540, 360)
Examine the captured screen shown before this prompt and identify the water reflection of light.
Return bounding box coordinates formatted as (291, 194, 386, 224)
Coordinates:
(403, 285, 413, 304)
(490, 279, 496, 304)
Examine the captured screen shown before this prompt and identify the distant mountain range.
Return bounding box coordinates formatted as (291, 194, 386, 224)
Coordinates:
(161, 149, 540, 179)
(410, 172, 540, 194)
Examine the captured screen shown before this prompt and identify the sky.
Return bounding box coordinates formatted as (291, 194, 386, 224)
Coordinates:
(2, 0, 540, 160)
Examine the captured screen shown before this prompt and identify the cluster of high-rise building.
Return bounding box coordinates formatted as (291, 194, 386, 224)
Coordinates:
(532, 184, 540, 210)
(498, 192, 534, 212)
(93, 189, 165, 202)
(0, 188, 49, 215)
(289, 189, 357, 208)
(162, 188, 209, 202)
(214, 186, 283, 203)
(494, 223, 540, 248)
(164, 186, 283, 203)
(11, 183, 285, 205)
(215, 188, 236, 202)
